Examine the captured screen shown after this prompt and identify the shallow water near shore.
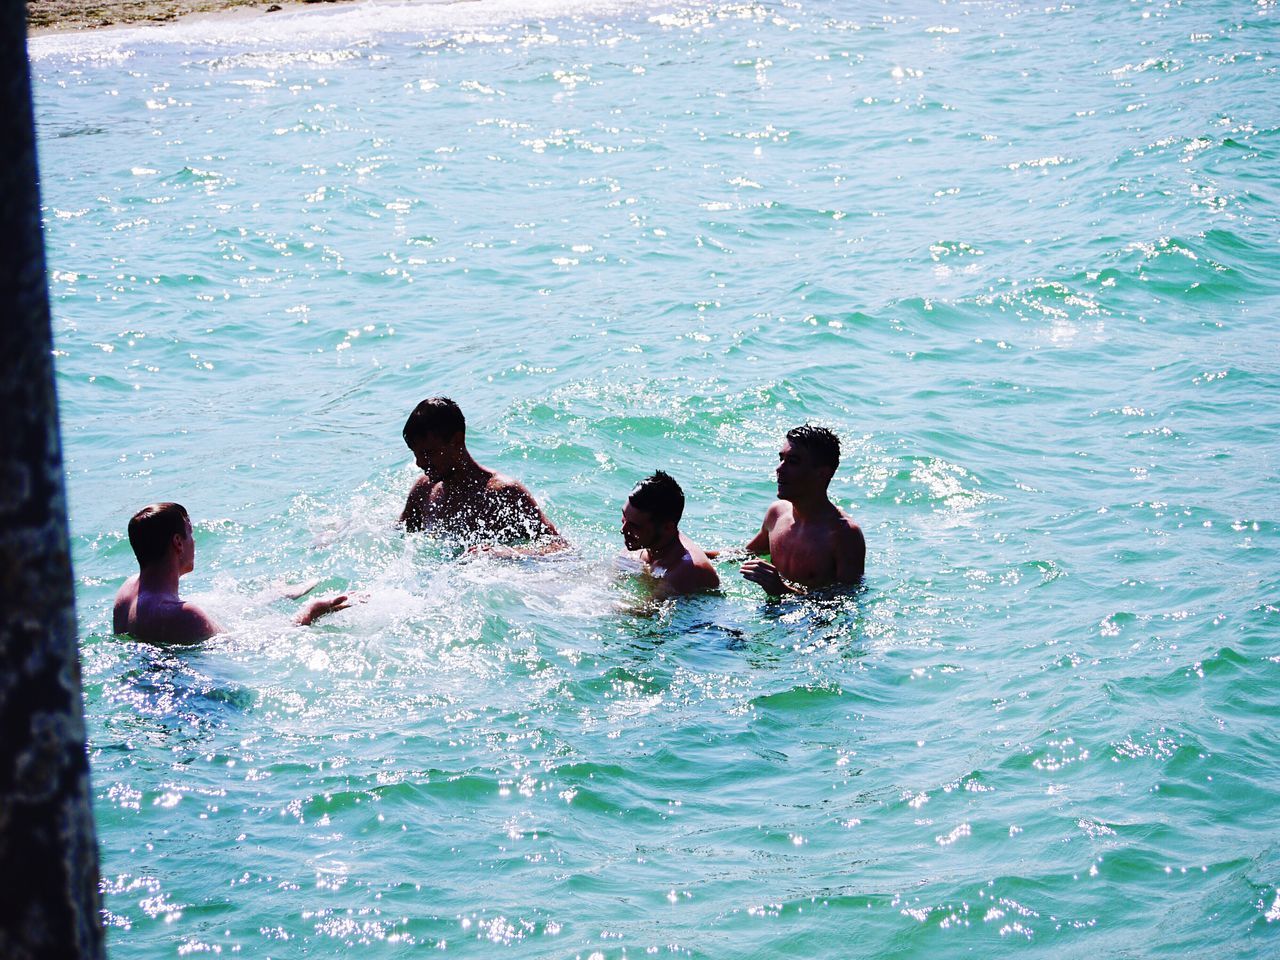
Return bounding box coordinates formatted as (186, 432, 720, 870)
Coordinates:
(30, 0, 1280, 956)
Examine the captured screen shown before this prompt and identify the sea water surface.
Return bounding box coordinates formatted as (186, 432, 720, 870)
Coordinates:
(29, 0, 1280, 956)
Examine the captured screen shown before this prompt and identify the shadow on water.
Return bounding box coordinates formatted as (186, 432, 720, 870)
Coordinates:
(87, 634, 255, 748)
(605, 580, 870, 666)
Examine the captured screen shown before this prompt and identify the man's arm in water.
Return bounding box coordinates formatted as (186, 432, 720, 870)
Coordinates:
(118, 588, 354, 642)
(295, 594, 355, 625)
(705, 504, 780, 562)
(740, 558, 800, 597)
(281, 578, 360, 625)
(470, 483, 569, 557)
(745, 504, 782, 555)
(740, 504, 799, 597)
(143, 595, 353, 641)
(504, 482, 569, 553)
(399, 475, 434, 532)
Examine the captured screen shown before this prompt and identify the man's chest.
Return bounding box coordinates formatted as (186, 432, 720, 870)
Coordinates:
(770, 523, 834, 584)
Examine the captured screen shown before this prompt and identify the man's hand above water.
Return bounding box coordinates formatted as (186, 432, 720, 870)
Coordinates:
(740, 558, 799, 597)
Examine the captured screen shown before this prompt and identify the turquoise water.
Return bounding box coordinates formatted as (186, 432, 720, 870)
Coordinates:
(30, 0, 1280, 955)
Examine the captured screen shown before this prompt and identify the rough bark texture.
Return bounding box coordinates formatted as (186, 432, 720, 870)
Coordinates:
(0, 1, 106, 957)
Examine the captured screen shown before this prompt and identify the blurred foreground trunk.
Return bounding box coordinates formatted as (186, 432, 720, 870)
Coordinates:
(0, 2, 106, 957)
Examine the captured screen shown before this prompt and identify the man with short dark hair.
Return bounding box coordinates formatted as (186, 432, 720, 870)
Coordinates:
(739, 425, 865, 596)
(621, 471, 719, 596)
(113, 502, 351, 644)
(399, 396, 565, 553)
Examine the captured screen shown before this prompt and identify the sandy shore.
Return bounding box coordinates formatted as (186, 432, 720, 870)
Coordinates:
(27, 0, 357, 34)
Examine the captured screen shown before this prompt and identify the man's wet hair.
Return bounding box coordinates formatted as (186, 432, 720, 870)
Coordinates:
(403, 396, 465, 444)
(628, 471, 684, 526)
(128, 502, 189, 567)
(786, 424, 840, 473)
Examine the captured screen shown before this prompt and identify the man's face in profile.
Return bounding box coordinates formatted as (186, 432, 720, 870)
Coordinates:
(775, 439, 827, 501)
(407, 431, 454, 479)
(178, 516, 196, 575)
(621, 499, 657, 552)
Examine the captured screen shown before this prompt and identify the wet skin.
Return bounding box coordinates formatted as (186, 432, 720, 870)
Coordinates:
(621, 500, 719, 596)
(401, 430, 562, 549)
(741, 439, 865, 596)
(114, 516, 353, 643)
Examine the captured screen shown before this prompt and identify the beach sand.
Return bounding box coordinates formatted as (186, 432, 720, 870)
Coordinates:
(27, 0, 355, 34)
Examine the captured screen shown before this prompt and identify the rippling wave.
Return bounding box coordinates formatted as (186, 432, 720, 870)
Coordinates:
(33, 0, 1280, 956)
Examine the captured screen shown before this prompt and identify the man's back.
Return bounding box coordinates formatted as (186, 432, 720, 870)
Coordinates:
(114, 575, 220, 645)
(415, 470, 558, 544)
(401, 396, 562, 548)
(649, 533, 720, 596)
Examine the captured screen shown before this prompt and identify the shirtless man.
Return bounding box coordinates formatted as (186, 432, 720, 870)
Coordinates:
(113, 502, 351, 644)
(739, 425, 865, 597)
(399, 396, 565, 553)
(621, 471, 719, 596)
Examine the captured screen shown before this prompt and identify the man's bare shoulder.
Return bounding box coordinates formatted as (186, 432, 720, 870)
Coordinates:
(763, 500, 792, 525)
(476, 470, 561, 544)
(113, 576, 139, 633)
(400, 474, 436, 530)
(133, 596, 221, 645)
(488, 474, 545, 516)
(665, 555, 720, 594)
(492, 474, 555, 519)
(832, 507, 862, 535)
(746, 502, 789, 555)
(486, 472, 533, 497)
(831, 509, 866, 581)
(114, 576, 138, 607)
(407, 474, 436, 496)
(170, 601, 221, 639)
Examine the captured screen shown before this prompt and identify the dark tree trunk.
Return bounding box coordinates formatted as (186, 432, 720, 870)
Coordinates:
(0, 2, 106, 958)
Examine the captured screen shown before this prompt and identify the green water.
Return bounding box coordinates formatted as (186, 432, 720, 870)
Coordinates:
(30, 0, 1280, 955)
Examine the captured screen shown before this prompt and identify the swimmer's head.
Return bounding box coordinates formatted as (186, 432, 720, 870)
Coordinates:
(623, 471, 684, 551)
(403, 397, 467, 478)
(777, 425, 840, 500)
(785, 424, 840, 474)
(128, 502, 191, 568)
(403, 396, 465, 446)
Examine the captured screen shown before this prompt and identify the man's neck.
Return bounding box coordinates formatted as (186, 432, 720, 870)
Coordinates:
(442, 451, 490, 489)
(647, 530, 684, 568)
(137, 563, 182, 599)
